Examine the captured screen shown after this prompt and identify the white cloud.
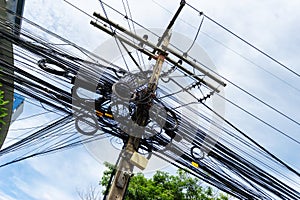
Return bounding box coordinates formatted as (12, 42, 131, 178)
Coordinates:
(0, 146, 106, 200)
(0, 191, 18, 200)
(13, 176, 74, 200)
(26, 147, 105, 198)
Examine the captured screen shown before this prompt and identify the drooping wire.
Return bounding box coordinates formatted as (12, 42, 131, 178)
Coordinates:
(184, 12, 204, 54)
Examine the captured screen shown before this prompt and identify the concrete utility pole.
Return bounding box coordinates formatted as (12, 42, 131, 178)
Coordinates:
(91, 1, 187, 199)
(106, 136, 141, 200)
(106, 31, 172, 200)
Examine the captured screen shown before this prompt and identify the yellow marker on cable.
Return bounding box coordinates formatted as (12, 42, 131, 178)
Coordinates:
(104, 113, 113, 118)
(96, 110, 103, 117)
(191, 161, 199, 168)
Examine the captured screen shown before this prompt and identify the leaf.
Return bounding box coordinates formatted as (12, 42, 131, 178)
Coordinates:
(100, 163, 229, 200)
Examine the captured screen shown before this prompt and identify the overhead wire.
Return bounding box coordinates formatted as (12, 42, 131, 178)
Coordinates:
(0, 2, 278, 156)
(154, 93, 300, 194)
(159, 67, 300, 146)
(98, 0, 132, 72)
(146, 0, 300, 129)
(166, 99, 300, 187)
(0, 6, 122, 68)
(124, 0, 146, 67)
(121, 0, 143, 68)
(201, 102, 300, 177)
(0, 2, 300, 199)
(155, 56, 300, 188)
(152, 0, 300, 94)
(185, 1, 300, 78)
(199, 30, 300, 93)
(4, 48, 296, 198)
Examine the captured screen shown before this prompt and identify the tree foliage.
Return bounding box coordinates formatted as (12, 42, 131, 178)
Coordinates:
(0, 82, 9, 128)
(100, 162, 229, 200)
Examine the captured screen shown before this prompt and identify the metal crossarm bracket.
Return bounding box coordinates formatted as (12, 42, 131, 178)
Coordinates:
(90, 16, 226, 92)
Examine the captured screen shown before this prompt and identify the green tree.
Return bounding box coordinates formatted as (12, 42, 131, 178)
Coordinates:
(100, 162, 229, 200)
(0, 82, 9, 127)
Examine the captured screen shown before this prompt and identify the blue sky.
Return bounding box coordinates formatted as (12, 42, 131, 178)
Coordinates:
(0, 0, 300, 199)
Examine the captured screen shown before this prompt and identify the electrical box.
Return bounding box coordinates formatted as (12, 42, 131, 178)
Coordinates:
(130, 151, 148, 170)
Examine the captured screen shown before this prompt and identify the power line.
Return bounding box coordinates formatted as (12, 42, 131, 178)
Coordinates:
(202, 102, 300, 177)
(151, 0, 300, 93)
(1, 2, 300, 199)
(185, 2, 300, 78)
(121, 1, 300, 127)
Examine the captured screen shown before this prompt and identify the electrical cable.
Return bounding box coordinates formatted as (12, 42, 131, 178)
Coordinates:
(1, 4, 299, 199)
(185, 2, 300, 78)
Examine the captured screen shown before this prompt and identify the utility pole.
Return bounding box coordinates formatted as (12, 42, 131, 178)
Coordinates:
(106, 30, 172, 200)
(91, 0, 223, 196)
(105, 136, 141, 200)
(91, 1, 224, 199)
